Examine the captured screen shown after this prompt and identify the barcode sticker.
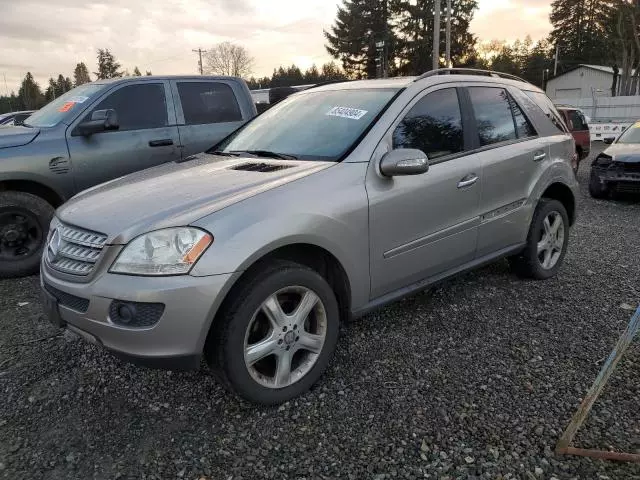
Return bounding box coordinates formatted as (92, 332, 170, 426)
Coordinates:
(326, 106, 368, 120)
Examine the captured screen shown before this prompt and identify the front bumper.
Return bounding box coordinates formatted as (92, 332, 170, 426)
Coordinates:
(40, 259, 234, 370)
(592, 165, 640, 193)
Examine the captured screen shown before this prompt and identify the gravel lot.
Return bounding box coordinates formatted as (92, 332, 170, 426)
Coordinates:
(1, 144, 640, 480)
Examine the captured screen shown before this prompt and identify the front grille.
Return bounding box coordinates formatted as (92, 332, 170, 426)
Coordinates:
(43, 282, 90, 313)
(615, 182, 640, 194)
(47, 222, 107, 276)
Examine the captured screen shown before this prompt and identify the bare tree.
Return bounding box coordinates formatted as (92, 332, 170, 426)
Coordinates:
(204, 42, 254, 77)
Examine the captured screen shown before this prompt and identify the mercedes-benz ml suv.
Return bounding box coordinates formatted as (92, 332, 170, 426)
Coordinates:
(41, 69, 578, 405)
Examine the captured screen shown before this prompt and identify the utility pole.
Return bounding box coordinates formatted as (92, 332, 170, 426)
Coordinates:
(554, 43, 560, 76)
(445, 0, 452, 68)
(433, 0, 441, 70)
(192, 48, 206, 75)
(3, 73, 12, 112)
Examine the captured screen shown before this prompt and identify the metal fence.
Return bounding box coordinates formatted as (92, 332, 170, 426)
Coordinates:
(554, 95, 640, 123)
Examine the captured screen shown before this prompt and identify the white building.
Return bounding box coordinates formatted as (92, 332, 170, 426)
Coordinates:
(546, 64, 638, 99)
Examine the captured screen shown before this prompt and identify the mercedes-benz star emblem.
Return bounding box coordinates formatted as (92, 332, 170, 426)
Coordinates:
(48, 229, 61, 261)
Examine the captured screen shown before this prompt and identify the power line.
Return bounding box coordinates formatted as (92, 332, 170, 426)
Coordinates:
(192, 48, 207, 75)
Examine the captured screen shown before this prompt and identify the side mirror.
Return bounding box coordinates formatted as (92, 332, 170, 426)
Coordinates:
(380, 149, 429, 177)
(603, 137, 615, 145)
(77, 109, 119, 136)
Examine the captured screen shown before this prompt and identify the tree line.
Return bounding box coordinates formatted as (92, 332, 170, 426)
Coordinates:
(0, 49, 152, 114)
(325, 0, 640, 95)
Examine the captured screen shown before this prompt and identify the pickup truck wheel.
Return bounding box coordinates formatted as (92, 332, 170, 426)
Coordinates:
(508, 199, 569, 280)
(0, 191, 54, 278)
(207, 260, 339, 405)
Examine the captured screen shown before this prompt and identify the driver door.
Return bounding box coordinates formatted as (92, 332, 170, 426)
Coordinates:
(367, 86, 483, 299)
(66, 81, 180, 192)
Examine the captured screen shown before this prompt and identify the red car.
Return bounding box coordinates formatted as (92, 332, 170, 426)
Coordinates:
(556, 106, 591, 173)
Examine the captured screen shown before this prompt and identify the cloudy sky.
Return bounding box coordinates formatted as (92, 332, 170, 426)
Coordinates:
(1, 0, 552, 92)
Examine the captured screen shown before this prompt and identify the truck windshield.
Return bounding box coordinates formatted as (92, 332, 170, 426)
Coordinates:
(616, 123, 640, 144)
(215, 88, 400, 161)
(24, 83, 105, 128)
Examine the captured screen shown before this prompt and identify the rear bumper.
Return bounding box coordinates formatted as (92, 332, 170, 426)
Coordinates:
(40, 261, 234, 370)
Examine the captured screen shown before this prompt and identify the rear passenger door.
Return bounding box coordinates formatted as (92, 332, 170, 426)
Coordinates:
(464, 85, 549, 257)
(171, 80, 247, 157)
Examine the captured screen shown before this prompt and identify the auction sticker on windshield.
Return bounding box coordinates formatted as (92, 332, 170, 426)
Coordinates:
(326, 106, 368, 120)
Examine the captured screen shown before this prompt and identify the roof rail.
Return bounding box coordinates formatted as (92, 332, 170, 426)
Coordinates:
(414, 68, 529, 84)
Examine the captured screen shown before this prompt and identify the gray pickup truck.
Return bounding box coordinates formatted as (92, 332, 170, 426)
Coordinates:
(0, 76, 256, 278)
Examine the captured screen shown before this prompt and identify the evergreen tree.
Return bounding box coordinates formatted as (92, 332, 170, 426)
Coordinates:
(133, 66, 142, 76)
(549, 0, 617, 70)
(304, 64, 320, 83)
(392, 0, 478, 75)
(57, 74, 72, 93)
(325, 0, 395, 78)
(145, 71, 152, 76)
(18, 72, 43, 110)
(73, 62, 91, 86)
(94, 49, 123, 79)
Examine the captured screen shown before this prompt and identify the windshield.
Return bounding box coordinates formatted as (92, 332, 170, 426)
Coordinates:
(616, 123, 640, 144)
(24, 83, 105, 128)
(216, 88, 400, 161)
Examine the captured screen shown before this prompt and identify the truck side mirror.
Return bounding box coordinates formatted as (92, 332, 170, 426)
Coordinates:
(77, 109, 119, 136)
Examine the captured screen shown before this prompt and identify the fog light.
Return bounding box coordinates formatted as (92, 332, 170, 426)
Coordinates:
(109, 301, 165, 328)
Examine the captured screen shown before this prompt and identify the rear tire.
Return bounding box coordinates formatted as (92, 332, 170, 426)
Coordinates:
(509, 199, 569, 280)
(589, 172, 609, 199)
(206, 260, 340, 405)
(0, 191, 54, 278)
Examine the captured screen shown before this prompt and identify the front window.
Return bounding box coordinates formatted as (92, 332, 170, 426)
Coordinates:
(24, 83, 105, 128)
(215, 88, 400, 161)
(615, 123, 640, 144)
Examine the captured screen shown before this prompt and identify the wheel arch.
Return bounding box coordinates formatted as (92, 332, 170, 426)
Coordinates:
(0, 179, 65, 208)
(202, 242, 352, 352)
(541, 182, 576, 225)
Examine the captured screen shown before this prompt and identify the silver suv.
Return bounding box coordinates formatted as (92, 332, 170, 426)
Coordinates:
(41, 69, 578, 404)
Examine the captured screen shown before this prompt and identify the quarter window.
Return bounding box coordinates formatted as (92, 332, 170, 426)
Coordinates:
(507, 94, 537, 138)
(90, 83, 168, 131)
(524, 90, 568, 133)
(392, 88, 464, 159)
(177, 82, 242, 125)
(468, 87, 517, 146)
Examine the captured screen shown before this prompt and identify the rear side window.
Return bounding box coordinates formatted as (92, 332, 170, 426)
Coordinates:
(177, 82, 242, 125)
(90, 83, 168, 131)
(568, 110, 588, 131)
(393, 88, 464, 159)
(468, 87, 517, 146)
(524, 90, 568, 133)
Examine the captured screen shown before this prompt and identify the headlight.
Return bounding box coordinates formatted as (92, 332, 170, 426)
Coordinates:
(594, 154, 612, 167)
(110, 228, 213, 276)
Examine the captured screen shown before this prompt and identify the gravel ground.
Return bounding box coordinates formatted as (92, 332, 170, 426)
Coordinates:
(1, 144, 640, 480)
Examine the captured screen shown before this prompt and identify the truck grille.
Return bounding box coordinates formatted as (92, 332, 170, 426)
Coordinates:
(47, 222, 108, 276)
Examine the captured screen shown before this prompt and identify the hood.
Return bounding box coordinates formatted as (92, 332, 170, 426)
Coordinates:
(58, 153, 334, 243)
(604, 143, 640, 163)
(0, 125, 40, 149)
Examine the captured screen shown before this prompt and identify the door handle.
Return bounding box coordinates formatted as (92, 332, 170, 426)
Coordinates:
(533, 151, 546, 162)
(457, 174, 478, 189)
(149, 139, 174, 147)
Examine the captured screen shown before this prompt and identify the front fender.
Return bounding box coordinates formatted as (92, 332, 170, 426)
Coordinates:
(190, 211, 370, 311)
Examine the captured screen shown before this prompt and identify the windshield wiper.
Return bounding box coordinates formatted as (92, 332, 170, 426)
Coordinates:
(209, 150, 242, 157)
(230, 150, 298, 160)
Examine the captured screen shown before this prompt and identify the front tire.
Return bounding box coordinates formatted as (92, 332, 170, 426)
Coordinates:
(509, 199, 569, 280)
(206, 260, 340, 405)
(0, 191, 54, 278)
